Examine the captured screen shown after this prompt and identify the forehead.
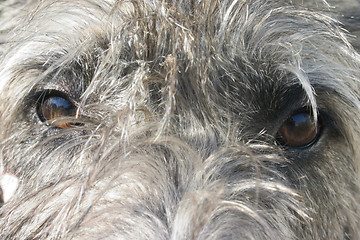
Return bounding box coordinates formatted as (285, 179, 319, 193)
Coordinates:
(0, 0, 356, 112)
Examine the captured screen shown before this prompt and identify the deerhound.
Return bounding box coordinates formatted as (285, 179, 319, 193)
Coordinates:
(0, 0, 359, 239)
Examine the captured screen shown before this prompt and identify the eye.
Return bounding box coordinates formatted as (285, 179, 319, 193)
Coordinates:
(277, 109, 320, 148)
(36, 91, 78, 128)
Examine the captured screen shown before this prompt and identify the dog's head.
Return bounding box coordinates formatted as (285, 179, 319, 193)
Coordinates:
(0, 0, 359, 239)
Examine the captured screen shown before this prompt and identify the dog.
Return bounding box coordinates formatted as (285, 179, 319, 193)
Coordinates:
(0, 0, 359, 239)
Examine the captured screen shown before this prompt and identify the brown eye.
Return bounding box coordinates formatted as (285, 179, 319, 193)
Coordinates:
(37, 93, 78, 128)
(277, 110, 320, 148)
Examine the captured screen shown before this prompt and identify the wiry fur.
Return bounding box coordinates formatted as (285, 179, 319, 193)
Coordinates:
(0, 0, 359, 239)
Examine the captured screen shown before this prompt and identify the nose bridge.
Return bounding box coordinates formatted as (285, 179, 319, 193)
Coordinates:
(168, 142, 304, 240)
(201, 143, 286, 183)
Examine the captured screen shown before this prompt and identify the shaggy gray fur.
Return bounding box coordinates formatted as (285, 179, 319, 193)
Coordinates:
(0, 0, 359, 239)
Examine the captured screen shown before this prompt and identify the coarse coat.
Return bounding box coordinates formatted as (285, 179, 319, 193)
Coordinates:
(0, 0, 359, 239)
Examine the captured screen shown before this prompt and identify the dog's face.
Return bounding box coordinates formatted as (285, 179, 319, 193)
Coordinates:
(0, 0, 359, 239)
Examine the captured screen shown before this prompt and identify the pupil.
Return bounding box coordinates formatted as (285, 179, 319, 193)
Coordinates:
(277, 110, 319, 148)
(290, 113, 309, 127)
(36, 91, 80, 128)
(47, 97, 74, 114)
(51, 97, 71, 109)
(287, 112, 316, 139)
(40, 96, 76, 123)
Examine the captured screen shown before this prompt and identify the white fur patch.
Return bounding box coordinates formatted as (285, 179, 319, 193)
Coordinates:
(0, 173, 19, 203)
